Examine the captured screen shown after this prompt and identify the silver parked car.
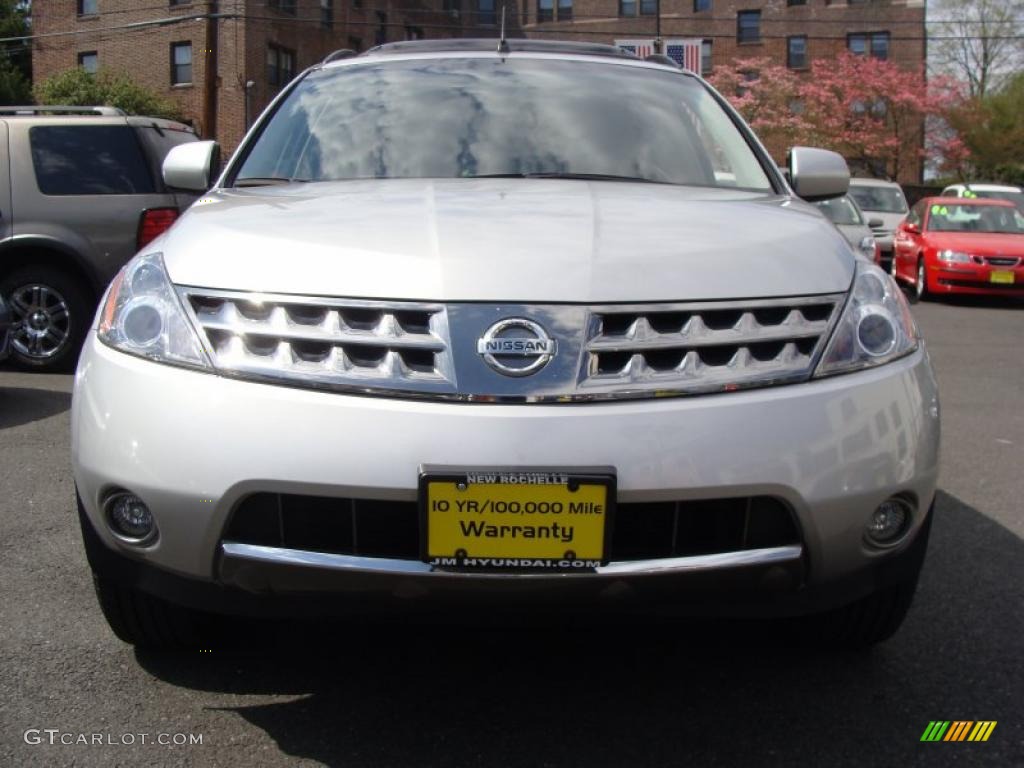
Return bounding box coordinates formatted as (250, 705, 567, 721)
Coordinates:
(814, 195, 877, 262)
(0, 106, 199, 371)
(72, 40, 939, 649)
(848, 178, 909, 270)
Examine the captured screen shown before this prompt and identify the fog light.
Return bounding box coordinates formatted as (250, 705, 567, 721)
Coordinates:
(106, 492, 156, 543)
(865, 498, 911, 546)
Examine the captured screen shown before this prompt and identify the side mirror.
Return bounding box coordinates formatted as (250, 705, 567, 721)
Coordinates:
(903, 222, 920, 235)
(163, 140, 221, 192)
(868, 218, 884, 228)
(787, 146, 850, 202)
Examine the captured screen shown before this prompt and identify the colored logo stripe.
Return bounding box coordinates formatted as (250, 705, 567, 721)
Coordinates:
(920, 721, 996, 742)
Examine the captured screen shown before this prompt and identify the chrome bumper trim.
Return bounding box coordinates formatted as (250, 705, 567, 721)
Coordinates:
(220, 541, 803, 578)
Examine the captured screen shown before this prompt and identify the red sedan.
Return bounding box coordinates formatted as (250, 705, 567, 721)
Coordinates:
(892, 197, 1024, 299)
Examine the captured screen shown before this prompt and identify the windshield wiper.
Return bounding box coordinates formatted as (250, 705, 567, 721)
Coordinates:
(234, 177, 309, 188)
(472, 172, 670, 184)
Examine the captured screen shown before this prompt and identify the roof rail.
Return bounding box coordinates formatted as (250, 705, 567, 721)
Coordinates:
(365, 38, 637, 60)
(644, 54, 681, 69)
(0, 105, 127, 116)
(322, 49, 358, 64)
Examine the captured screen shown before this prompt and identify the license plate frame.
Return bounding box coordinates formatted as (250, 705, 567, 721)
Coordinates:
(419, 466, 616, 569)
(990, 271, 1015, 284)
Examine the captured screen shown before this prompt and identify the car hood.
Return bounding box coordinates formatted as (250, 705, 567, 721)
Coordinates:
(834, 222, 873, 248)
(925, 231, 1024, 257)
(161, 179, 854, 303)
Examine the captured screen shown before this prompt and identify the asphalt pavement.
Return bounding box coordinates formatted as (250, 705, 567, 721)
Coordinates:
(1, 296, 1021, 767)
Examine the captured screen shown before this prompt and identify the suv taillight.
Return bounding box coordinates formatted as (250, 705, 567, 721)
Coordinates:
(137, 208, 178, 249)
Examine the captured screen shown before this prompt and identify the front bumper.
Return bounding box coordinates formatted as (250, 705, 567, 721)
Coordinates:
(72, 334, 940, 616)
(932, 263, 1024, 295)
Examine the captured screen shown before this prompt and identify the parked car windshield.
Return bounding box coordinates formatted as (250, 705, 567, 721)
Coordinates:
(815, 195, 863, 225)
(927, 203, 1024, 234)
(972, 189, 1024, 209)
(849, 185, 908, 214)
(234, 57, 774, 191)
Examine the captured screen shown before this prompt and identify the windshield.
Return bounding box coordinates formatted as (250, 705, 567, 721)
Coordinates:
(849, 185, 908, 214)
(927, 203, 1024, 234)
(234, 58, 774, 191)
(973, 190, 1024, 209)
(815, 196, 863, 225)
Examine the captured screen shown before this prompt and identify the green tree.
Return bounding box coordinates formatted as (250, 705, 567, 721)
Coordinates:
(0, 0, 32, 104)
(948, 73, 1024, 184)
(34, 67, 182, 120)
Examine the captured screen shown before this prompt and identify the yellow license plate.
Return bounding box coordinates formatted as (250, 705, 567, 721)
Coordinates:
(421, 470, 614, 568)
(991, 271, 1015, 284)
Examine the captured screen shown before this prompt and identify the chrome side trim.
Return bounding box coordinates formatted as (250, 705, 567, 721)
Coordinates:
(220, 541, 803, 579)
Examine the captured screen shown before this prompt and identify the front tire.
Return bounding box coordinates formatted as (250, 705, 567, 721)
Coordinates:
(0, 266, 92, 372)
(915, 257, 931, 302)
(92, 575, 205, 650)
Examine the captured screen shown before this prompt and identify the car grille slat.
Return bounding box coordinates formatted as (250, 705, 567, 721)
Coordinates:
(581, 296, 841, 394)
(180, 288, 457, 392)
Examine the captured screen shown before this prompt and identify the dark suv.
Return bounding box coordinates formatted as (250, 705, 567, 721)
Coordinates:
(0, 106, 199, 371)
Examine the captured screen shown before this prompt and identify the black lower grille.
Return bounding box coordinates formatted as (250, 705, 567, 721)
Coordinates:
(224, 493, 800, 562)
(939, 278, 1023, 291)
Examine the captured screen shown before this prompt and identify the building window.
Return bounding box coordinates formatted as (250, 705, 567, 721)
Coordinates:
(787, 0, 806, 5)
(619, 0, 636, 15)
(78, 51, 98, 74)
(694, 0, 710, 11)
(538, 0, 553, 21)
(787, 36, 807, 69)
(405, 26, 424, 40)
(170, 42, 192, 85)
(558, 0, 573, 21)
(443, 0, 459, 11)
(347, 36, 362, 52)
(849, 32, 890, 60)
(701, 39, 713, 75)
(266, 44, 295, 88)
(77, 0, 97, 15)
(270, 0, 297, 14)
(870, 32, 890, 60)
(478, 0, 495, 25)
(353, 0, 363, 8)
(737, 10, 761, 43)
(170, 0, 192, 6)
(375, 11, 388, 44)
(639, 0, 656, 15)
(320, 0, 333, 27)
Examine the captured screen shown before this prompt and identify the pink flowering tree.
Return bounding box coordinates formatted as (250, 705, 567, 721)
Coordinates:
(711, 53, 966, 181)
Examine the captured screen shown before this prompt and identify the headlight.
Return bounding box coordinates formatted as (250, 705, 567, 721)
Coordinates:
(815, 263, 918, 377)
(937, 249, 971, 263)
(98, 252, 211, 369)
(858, 235, 876, 260)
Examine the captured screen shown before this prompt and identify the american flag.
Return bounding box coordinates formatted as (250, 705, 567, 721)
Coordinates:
(667, 41, 702, 73)
(618, 38, 703, 73)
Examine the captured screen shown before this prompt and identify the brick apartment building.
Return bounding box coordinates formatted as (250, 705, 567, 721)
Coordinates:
(32, 0, 926, 179)
(31, 0, 464, 153)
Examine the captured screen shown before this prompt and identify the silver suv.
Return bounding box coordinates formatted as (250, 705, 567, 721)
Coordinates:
(72, 41, 939, 648)
(0, 106, 198, 371)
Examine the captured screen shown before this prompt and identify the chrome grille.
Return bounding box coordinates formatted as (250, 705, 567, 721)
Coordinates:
(179, 288, 456, 394)
(580, 296, 843, 396)
(177, 288, 844, 402)
(985, 256, 1020, 267)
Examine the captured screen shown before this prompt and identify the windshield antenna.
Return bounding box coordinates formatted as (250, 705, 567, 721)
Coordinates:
(497, 5, 509, 55)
